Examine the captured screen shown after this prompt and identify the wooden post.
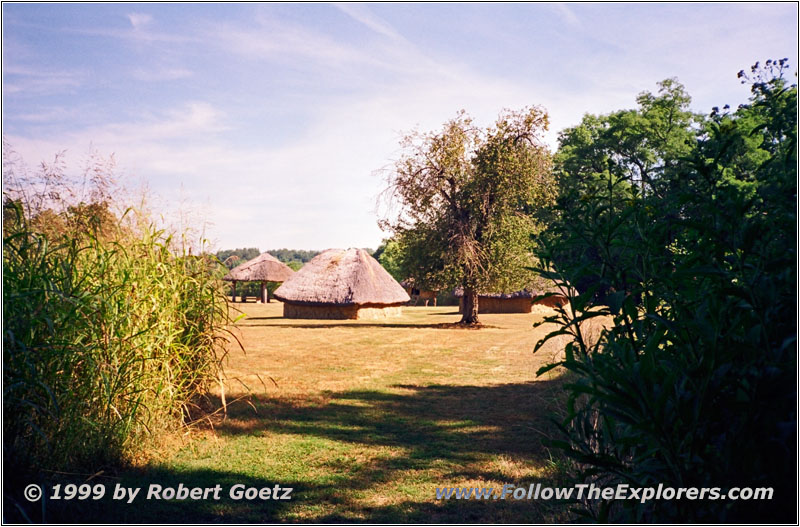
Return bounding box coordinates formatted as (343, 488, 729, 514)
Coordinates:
(231, 281, 237, 302)
(260, 282, 267, 304)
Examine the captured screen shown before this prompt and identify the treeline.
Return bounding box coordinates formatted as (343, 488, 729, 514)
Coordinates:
(215, 248, 323, 269)
(216, 247, 261, 268)
(266, 248, 321, 265)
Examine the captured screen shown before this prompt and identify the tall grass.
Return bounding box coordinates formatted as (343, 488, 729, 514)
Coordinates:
(3, 195, 231, 473)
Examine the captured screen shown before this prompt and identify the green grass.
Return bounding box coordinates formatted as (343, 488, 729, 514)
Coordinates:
(14, 302, 573, 523)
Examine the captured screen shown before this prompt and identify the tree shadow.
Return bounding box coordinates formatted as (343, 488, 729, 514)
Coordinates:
(213, 381, 565, 460)
(7, 380, 571, 523)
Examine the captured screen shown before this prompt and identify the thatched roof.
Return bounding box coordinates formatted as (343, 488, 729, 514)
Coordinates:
(273, 248, 411, 306)
(453, 285, 565, 299)
(223, 252, 294, 282)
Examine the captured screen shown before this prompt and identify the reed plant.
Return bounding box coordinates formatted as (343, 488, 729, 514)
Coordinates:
(4, 190, 231, 473)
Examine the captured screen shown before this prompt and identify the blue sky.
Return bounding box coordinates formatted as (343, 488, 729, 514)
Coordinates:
(3, 3, 797, 251)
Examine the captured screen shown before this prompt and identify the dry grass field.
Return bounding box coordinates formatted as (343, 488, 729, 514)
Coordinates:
(57, 301, 574, 523)
(222, 301, 568, 396)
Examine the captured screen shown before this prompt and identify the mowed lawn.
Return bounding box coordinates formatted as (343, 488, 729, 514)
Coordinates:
(56, 302, 572, 523)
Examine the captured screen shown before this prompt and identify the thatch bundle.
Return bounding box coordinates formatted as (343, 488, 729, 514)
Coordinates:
(274, 248, 410, 319)
(223, 252, 294, 283)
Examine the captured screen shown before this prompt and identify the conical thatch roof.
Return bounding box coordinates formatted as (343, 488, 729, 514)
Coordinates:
(274, 248, 411, 306)
(223, 252, 294, 282)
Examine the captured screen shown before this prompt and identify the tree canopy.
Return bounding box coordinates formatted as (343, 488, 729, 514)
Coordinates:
(381, 107, 555, 324)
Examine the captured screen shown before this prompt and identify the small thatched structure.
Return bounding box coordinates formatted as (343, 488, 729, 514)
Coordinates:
(530, 286, 569, 308)
(455, 288, 533, 314)
(223, 252, 295, 303)
(400, 279, 438, 307)
(273, 248, 410, 319)
(454, 285, 568, 314)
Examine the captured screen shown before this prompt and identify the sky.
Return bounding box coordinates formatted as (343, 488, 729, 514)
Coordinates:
(3, 2, 797, 252)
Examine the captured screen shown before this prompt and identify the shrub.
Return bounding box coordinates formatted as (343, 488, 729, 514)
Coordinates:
(535, 61, 796, 522)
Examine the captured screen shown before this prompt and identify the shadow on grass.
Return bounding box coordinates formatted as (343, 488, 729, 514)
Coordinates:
(214, 382, 565, 459)
(6, 380, 571, 523)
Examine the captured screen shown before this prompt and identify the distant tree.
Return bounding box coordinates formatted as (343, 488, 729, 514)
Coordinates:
(372, 241, 388, 261)
(374, 238, 404, 282)
(381, 108, 555, 324)
(266, 248, 320, 266)
(216, 247, 260, 269)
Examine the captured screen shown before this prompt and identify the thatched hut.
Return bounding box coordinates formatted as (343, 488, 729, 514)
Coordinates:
(273, 248, 410, 319)
(530, 286, 569, 308)
(455, 288, 534, 314)
(455, 285, 569, 313)
(400, 279, 438, 307)
(223, 252, 294, 303)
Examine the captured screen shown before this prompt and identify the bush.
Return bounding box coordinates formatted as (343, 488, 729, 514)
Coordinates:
(535, 61, 796, 522)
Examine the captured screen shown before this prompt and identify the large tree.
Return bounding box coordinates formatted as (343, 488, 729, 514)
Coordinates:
(381, 108, 554, 324)
(547, 78, 700, 301)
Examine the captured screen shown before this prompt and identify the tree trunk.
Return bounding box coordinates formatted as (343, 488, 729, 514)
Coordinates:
(460, 287, 480, 325)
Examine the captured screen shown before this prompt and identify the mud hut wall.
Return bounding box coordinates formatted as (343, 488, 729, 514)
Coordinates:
(283, 303, 403, 320)
(458, 296, 532, 314)
(533, 294, 568, 308)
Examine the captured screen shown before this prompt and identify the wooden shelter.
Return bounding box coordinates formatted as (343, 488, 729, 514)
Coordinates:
(223, 252, 295, 303)
(455, 289, 534, 314)
(530, 286, 569, 308)
(454, 285, 568, 314)
(273, 248, 410, 319)
(400, 279, 438, 306)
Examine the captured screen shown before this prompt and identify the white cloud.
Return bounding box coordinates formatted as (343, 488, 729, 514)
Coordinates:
(131, 66, 193, 82)
(215, 18, 375, 69)
(3, 65, 81, 94)
(333, 3, 406, 42)
(551, 4, 581, 27)
(7, 106, 82, 123)
(127, 13, 153, 30)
